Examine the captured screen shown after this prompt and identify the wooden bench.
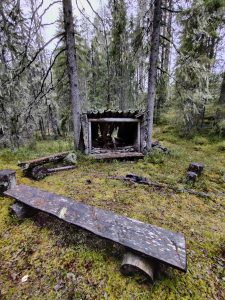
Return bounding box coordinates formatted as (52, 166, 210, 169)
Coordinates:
(1, 170, 187, 281)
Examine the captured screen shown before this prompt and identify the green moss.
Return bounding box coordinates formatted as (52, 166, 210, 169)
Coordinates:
(0, 129, 225, 299)
(217, 141, 225, 152)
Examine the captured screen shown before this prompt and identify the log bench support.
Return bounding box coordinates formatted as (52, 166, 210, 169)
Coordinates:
(10, 202, 31, 220)
(121, 252, 155, 281)
(2, 170, 187, 281)
(0, 170, 16, 195)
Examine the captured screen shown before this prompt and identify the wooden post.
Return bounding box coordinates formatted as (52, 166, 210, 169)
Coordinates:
(120, 252, 155, 282)
(88, 121, 92, 153)
(0, 170, 16, 195)
(10, 202, 29, 220)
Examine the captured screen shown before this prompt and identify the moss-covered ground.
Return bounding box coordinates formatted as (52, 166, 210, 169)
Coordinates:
(0, 126, 224, 299)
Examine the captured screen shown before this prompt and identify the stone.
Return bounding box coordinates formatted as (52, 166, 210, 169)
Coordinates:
(63, 152, 77, 165)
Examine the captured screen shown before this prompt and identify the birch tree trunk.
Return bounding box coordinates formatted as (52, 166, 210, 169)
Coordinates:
(62, 0, 81, 149)
(146, 0, 162, 151)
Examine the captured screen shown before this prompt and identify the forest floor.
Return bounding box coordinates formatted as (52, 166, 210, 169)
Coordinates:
(0, 124, 225, 300)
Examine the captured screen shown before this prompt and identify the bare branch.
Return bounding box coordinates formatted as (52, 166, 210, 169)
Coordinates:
(2, 33, 64, 85)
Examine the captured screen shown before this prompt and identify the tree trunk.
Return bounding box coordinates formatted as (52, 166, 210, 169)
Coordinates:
(62, 0, 81, 149)
(219, 72, 225, 104)
(146, 0, 162, 151)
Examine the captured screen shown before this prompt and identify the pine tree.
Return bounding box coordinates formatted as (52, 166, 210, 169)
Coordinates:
(174, 0, 225, 136)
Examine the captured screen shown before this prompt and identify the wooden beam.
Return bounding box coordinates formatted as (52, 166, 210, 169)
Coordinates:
(47, 165, 76, 173)
(88, 121, 92, 153)
(90, 152, 144, 160)
(89, 118, 140, 122)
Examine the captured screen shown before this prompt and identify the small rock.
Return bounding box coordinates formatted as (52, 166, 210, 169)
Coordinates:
(64, 152, 77, 165)
(21, 275, 29, 283)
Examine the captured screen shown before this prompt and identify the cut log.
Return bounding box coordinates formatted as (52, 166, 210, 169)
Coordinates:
(188, 163, 204, 176)
(47, 165, 76, 174)
(10, 202, 29, 220)
(10, 202, 36, 220)
(120, 252, 155, 281)
(186, 171, 197, 183)
(18, 151, 70, 171)
(0, 170, 16, 195)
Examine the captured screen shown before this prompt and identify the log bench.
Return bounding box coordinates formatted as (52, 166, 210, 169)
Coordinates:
(1, 170, 187, 281)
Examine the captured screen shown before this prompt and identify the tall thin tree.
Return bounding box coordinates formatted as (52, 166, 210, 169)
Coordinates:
(62, 0, 81, 149)
(146, 0, 162, 151)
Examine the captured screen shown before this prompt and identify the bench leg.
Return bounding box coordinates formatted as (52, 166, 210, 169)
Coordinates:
(120, 252, 155, 281)
(10, 202, 36, 220)
(0, 170, 16, 195)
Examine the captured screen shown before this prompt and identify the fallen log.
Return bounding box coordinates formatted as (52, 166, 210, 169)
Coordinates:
(47, 165, 76, 174)
(109, 174, 213, 199)
(18, 151, 70, 171)
(27, 165, 76, 180)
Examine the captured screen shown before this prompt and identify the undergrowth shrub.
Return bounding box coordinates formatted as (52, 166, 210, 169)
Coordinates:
(192, 136, 208, 145)
(144, 150, 166, 164)
(217, 141, 225, 152)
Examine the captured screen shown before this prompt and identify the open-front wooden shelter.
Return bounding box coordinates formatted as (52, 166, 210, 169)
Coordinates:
(81, 110, 146, 159)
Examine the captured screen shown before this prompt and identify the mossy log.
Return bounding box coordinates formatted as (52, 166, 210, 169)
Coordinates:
(18, 151, 70, 171)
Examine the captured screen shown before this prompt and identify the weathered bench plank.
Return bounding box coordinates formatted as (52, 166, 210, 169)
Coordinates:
(90, 152, 144, 160)
(4, 184, 187, 272)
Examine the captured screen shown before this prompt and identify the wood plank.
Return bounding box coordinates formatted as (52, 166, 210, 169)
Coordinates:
(89, 118, 140, 122)
(4, 184, 187, 272)
(90, 152, 144, 160)
(47, 165, 76, 173)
